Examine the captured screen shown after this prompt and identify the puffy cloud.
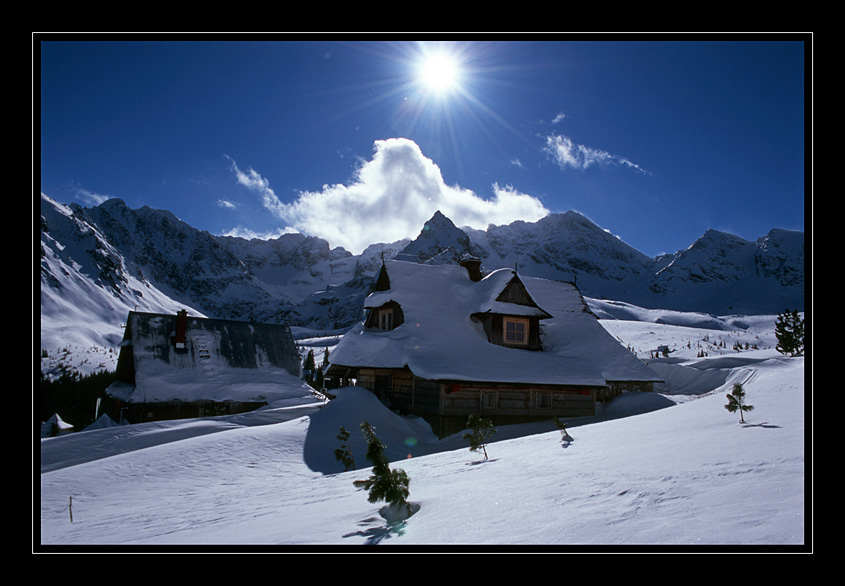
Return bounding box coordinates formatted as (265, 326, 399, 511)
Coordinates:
(230, 138, 549, 254)
(544, 133, 648, 174)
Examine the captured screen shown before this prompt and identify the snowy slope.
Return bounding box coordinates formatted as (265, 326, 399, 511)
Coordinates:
(39, 313, 806, 548)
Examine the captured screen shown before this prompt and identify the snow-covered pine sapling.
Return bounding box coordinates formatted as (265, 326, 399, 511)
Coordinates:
(352, 421, 411, 516)
(725, 382, 754, 423)
(334, 425, 356, 471)
(463, 413, 496, 461)
(553, 416, 573, 442)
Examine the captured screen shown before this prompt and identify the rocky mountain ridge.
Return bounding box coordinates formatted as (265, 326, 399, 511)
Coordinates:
(39, 193, 804, 354)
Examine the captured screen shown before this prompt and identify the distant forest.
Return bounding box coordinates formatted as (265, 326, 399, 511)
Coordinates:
(39, 370, 116, 433)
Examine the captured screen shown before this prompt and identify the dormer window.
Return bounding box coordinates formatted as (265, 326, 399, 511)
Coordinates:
(379, 308, 394, 331)
(365, 300, 404, 331)
(503, 317, 528, 345)
(471, 272, 551, 351)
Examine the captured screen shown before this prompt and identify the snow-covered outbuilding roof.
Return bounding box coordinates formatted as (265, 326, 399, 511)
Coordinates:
(329, 260, 661, 387)
(108, 311, 314, 405)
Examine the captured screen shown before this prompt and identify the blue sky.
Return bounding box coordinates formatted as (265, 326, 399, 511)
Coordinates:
(39, 36, 807, 257)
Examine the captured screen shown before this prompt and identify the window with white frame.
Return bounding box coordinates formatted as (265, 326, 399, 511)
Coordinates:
(378, 308, 394, 331)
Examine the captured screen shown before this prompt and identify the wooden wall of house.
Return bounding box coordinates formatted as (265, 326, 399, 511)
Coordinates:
(356, 368, 599, 437)
(356, 367, 440, 416)
(442, 384, 596, 419)
(427, 384, 596, 437)
(355, 368, 602, 438)
(108, 399, 267, 424)
(598, 380, 655, 402)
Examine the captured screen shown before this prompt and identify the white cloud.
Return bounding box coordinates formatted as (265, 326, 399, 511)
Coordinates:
(217, 199, 236, 209)
(222, 225, 297, 240)
(226, 155, 288, 218)
(229, 138, 549, 254)
(73, 186, 111, 206)
(544, 133, 648, 174)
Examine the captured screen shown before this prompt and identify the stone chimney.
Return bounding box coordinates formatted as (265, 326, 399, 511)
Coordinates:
(459, 255, 483, 282)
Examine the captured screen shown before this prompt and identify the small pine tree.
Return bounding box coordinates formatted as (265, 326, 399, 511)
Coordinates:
(725, 382, 754, 423)
(353, 421, 411, 515)
(553, 416, 573, 442)
(775, 309, 805, 357)
(334, 426, 356, 471)
(303, 349, 323, 389)
(463, 413, 496, 461)
(303, 349, 316, 376)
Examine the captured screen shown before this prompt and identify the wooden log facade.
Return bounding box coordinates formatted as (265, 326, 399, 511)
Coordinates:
(354, 366, 600, 437)
(109, 398, 268, 424)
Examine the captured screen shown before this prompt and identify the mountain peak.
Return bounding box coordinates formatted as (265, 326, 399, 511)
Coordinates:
(398, 211, 476, 264)
(425, 210, 456, 228)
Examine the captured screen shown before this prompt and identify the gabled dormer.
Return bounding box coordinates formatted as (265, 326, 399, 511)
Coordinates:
(364, 300, 404, 331)
(471, 270, 552, 351)
(373, 259, 391, 292)
(363, 260, 404, 331)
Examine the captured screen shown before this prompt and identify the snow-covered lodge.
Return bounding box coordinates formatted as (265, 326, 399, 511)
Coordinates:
(327, 258, 662, 436)
(106, 310, 309, 423)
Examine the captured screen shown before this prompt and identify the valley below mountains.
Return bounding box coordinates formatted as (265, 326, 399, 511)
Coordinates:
(39, 193, 804, 375)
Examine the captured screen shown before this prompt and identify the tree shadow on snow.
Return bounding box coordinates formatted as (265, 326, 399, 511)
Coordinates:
(466, 457, 499, 466)
(342, 503, 420, 545)
(343, 516, 408, 545)
(741, 421, 782, 429)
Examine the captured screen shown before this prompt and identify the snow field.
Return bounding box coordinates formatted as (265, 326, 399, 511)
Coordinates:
(40, 345, 805, 548)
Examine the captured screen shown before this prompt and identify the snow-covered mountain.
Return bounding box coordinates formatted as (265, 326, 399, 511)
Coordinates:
(39, 193, 804, 376)
(397, 209, 803, 316)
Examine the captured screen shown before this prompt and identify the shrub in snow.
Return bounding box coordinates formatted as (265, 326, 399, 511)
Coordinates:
(463, 413, 496, 461)
(353, 421, 412, 518)
(725, 382, 754, 423)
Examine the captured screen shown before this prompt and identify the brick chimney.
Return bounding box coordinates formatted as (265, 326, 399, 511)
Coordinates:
(174, 309, 188, 350)
(459, 255, 483, 282)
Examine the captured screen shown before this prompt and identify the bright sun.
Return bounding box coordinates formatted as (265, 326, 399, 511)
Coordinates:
(419, 53, 460, 94)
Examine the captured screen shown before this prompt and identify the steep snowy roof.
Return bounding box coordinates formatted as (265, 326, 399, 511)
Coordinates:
(330, 260, 661, 386)
(108, 312, 316, 405)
